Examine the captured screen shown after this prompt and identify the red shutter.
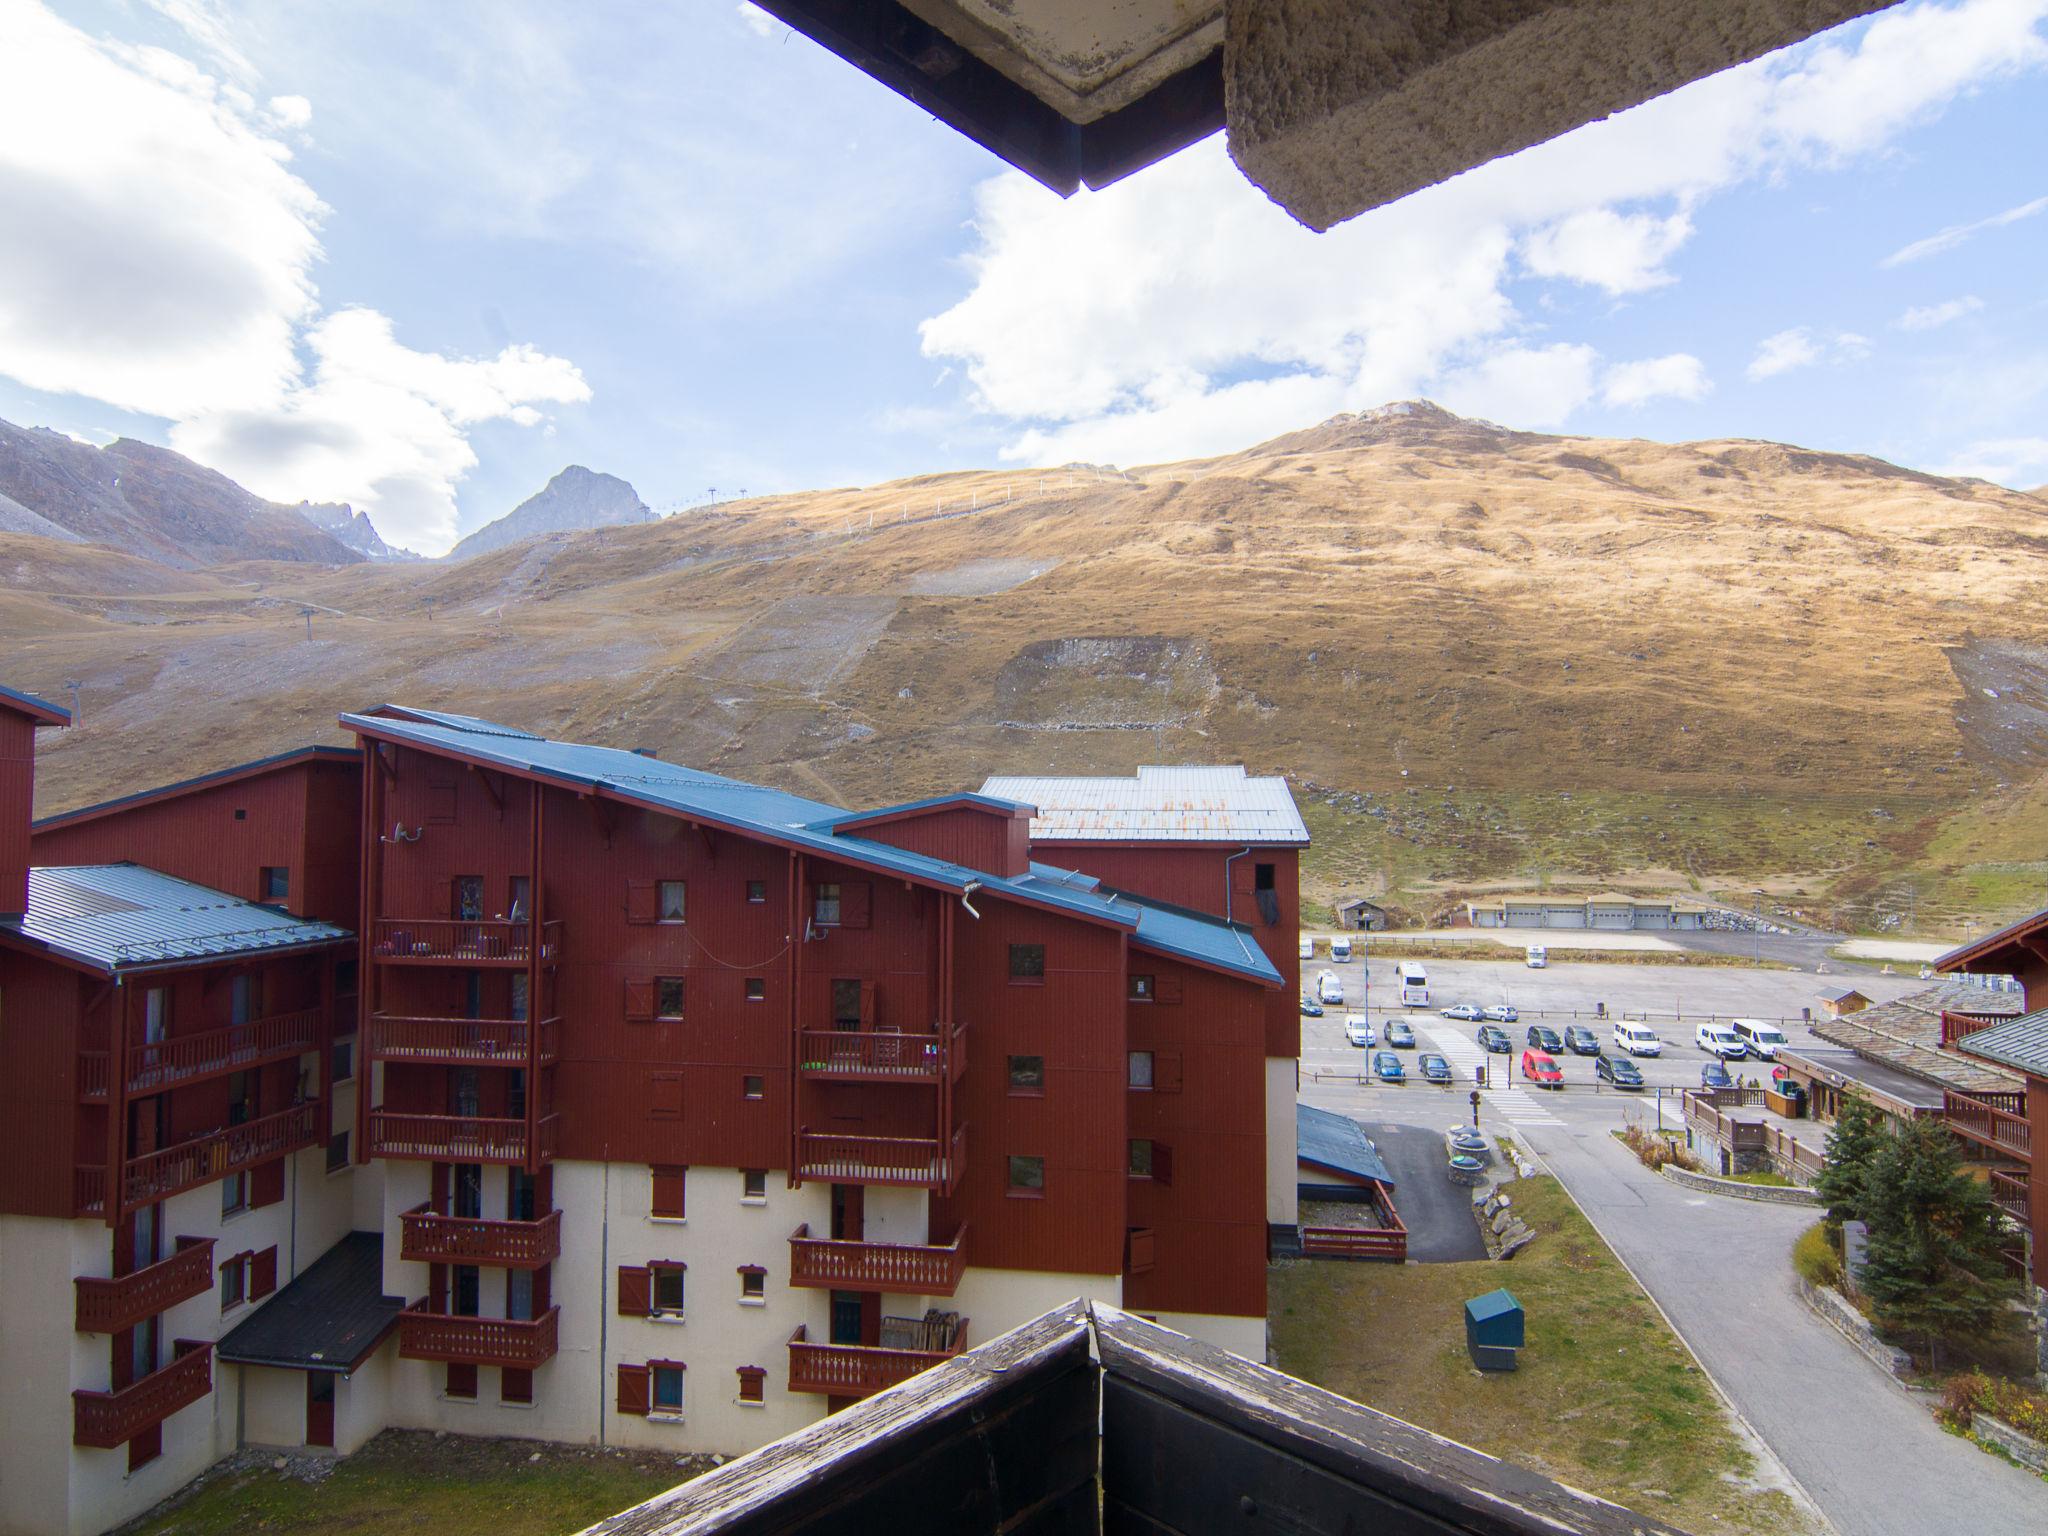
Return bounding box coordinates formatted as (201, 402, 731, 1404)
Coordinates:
(432, 878, 454, 918)
(624, 978, 654, 1022)
(1155, 971, 1184, 1005)
(650, 1166, 686, 1218)
(1126, 1229, 1156, 1274)
(616, 1364, 650, 1415)
(840, 881, 872, 929)
(626, 879, 657, 924)
(1154, 1051, 1183, 1093)
(617, 1265, 652, 1317)
(251, 1158, 285, 1208)
(251, 1246, 278, 1299)
(860, 981, 876, 1028)
(1152, 1142, 1174, 1187)
(650, 1073, 682, 1120)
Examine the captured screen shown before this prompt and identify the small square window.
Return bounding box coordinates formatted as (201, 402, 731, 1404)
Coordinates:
(1128, 1050, 1154, 1089)
(742, 1074, 764, 1100)
(737, 1365, 766, 1403)
(501, 1367, 533, 1405)
(739, 1267, 766, 1300)
(746, 880, 767, 904)
(222, 1172, 247, 1218)
(220, 1255, 246, 1311)
(813, 883, 842, 926)
(1007, 1155, 1045, 1196)
(326, 1132, 350, 1173)
(656, 977, 686, 1020)
(744, 977, 765, 1002)
(652, 1364, 685, 1412)
(331, 1036, 354, 1084)
(259, 866, 289, 902)
(1128, 974, 1154, 1002)
(1128, 1138, 1155, 1178)
(742, 1169, 767, 1200)
(657, 880, 687, 922)
(1008, 944, 1045, 982)
(445, 1362, 477, 1399)
(651, 1264, 685, 1315)
(233, 807, 247, 821)
(1007, 1055, 1045, 1095)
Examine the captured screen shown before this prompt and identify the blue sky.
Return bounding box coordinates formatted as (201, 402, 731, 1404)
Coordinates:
(1, 0, 2044, 555)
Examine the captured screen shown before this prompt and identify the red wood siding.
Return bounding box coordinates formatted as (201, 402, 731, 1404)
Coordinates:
(0, 949, 86, 1216)
(0, 712, 35, 918)
(846, 806, 1030, 878)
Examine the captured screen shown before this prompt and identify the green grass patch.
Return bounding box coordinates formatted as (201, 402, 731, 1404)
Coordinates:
(1728, 1170, 1795, 1187)
(1271, 1177, 1819, 1536)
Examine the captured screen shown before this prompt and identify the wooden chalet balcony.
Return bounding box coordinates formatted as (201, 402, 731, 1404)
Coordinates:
(1991, 1167, 2030, 1223)
(119, 1102, 322, 1211)
(78, 1009, 321, 1100)
(795, 1123, 967, 1194)
(1941, 1009, 2012, 1048)
(367, 1013, 560, 1067)
(400, 1203, 561, 1269)
(786, 1317, 968, 1398)
(74, 1237, 214, 1334)
(370, 918, 561, 968)
(797, 1024, 965, 1084)
(1944, 1089, 2032, 1161)
(74, 1165, 107, 1219)
(368, 1110, 559, 1166)
(788, 1224, 967, 1295)
(72, 1341, 211, 1449)
(397, 1302, 559, 1369)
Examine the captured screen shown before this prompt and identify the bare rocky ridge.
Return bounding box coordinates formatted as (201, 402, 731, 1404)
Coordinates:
(295, 500, 419, 561)
(444, 465, 655, 562)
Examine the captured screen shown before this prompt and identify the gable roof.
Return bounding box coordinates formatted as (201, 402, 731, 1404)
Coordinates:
(826, 792, 1036, 833)
(1296, 1103, 1393, 1186)
(1955, 1009, 2048, 1080)
(1807, 981, 2022, 1096)
(2, 864, 352, 972)
(32, 745, 358, 833)
(1936, 904, 2048, 976)
(0, 683, 70, 727)
(1817, 985, 1871, 1003)
(215, 1233, 402, 1374)
(979, 765, 1309, 845)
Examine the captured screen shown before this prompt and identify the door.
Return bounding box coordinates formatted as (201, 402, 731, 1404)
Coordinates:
(829, 1290, 864, 1346)
(830, 1183, 863, 1242)
(306, 1372, 335, 1448)
(452, 1163, 483, 1219)
(831, 979, 862, 1031)
(231, 973, 261, 1026)
(451, 1265, 481, 1317)
(141, 987, 169, 1073)
(507, 1167, 537, 1222)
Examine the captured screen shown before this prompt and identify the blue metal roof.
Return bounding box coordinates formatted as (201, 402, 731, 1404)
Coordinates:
(343, 711, 1279, 985)
(6, 865, 352, 971)
(1296, 1103, 1394, 1186)
(824, 791, 1036, 829)
(0, 683, 70, 725)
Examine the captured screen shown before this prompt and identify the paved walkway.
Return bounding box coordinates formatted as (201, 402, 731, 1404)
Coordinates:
(1355, 1121, 1486, 1262)
(1528, 1122, 2048, 1536)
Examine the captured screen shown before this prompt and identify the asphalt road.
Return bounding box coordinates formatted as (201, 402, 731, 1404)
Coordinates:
(1354, 1121, 1486, 1262)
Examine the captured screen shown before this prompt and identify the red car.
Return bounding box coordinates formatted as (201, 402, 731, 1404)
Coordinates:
(1520, 1048, 1563, 1088)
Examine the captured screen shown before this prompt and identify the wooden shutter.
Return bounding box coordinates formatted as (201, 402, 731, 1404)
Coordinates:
(624, 978, 654, 1022)
(1153, 1051, 1183, 1093)
(617, 1265, 652, 1317)
(1152, 1142, 1174, 1187)
(250, 1246, 278, 1299)
(650, 1165, 686, 1219)
(626, 879, 657, 925)
(432, 878, 454, 919)
(650, 1072, 682, 1121)
(251, 1158, 285, 1208)
(616, 1363, 650, 1415)
(737, 1365, 765, 1403)
(860, 981, 877, 1028)
(1126, 1228, 1156, 1275)
(1155, 970, 1184, 1005)
(840, 880, 872, 929)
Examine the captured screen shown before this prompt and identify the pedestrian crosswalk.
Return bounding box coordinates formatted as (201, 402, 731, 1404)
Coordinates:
(1423, 1026, 1564, 1127)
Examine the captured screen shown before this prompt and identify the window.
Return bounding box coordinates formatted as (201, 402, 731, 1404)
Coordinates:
(230, 974, 260, 1027)
(830, 978, 863, 1027)
(656, 977, 686, 1020)
(233, 807, 247, 821)
(1128, 1050, 1154, 1089)
(1129, 974, 1154, 1002)
(739, 1266, 766, 1302)
(326, 1132, 350, 1173)
(501, 1368, 533, 1405)
(813, 883, 842, 925)
(446, 1363, 477, 1400)
(1007, 1055, 1045, 1095)
(1008, 944, 1045, 983)
(1254, 862, 1279, 925)
(1128, 1138, 1155, 1178)
(508, 876, 532, 922)
(650, 1165, 686, 1220)
(334, 959, 357, 996)
(454, 875, 484, 920)
(508, 1267, 535, 1322)
(649, 1262, 685, 1316)
(742, 1074, 764, 1100)
(737, 1365, 766, 1404)
(744, 977, 765, 1002)
(260, 865, 289, 902)
(1006, 1155, 1045, 1197)
(508, 1167, 537, 1222)
(331, 1036, 354, 1084)
(741, 1169, 766, 1201)
(221, 1171, 248, 1218)
(652, 1364, 685, 1414)
(510, 973, 529, 1022)
(219, 1253, 246, 1311)
(746, 880, 766, 904)
(657, 880, 687, 922)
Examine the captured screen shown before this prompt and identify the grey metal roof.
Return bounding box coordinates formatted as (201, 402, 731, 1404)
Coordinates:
(1296, 1103, 1393, 1186)
(978, 766, 1309, 845)
(1807, 981, 2021, 1095)
(215, 1233, 401, 1374)
(1776, 1047, 1948, 1112)
(1955, 1009, 2048, 1080)
(6, 865, 352, 971)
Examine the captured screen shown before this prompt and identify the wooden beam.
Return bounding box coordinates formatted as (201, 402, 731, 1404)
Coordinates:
(583, 792, 616, 850)
(470, 764, 506, 817)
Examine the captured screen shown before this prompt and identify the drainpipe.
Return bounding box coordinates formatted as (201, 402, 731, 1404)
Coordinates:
(1224, 846, 1253, 925)
(958, 880, 982, 921)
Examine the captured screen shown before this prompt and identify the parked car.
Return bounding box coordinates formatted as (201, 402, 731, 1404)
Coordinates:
(1524, 1024, 1563, 1053)
(1700, 1060, 1736, 1090)
(1299, 997, 1324, 1018)
(1441, 1002, 1484, 1021)
(1520, 1048, 1563, 1088)
(1595, 1055, 1644, 1088)
(1317, 970, 1345, 1005)
(1482, 1003, 1519, 1023)
(1476, 1025, 1511, 1053)
(1298, 936, 1316, 960)
(1373, 1050, 1406, 1083)
(1561, 1025, 1601, 1056)
(1731, 1019, 1789, 1059)
(1613, 1021, 1662, 1056)
(1344, 1014, 1374, 1048)
(1385, 1020, 1416, 1048)
(1695, 1022, 1747, 1059)
(1419, 1052, 1452, 1083)
(1525, 945, 1548, 968)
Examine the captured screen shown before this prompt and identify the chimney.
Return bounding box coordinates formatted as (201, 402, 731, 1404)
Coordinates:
(0, 687, 71, 920)
(632, 747, 658, 759)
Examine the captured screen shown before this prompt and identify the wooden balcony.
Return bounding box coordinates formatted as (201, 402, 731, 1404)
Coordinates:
(75, 1238, 215, 1334)
(797, 1024, 965, 1084)
(786, 1317, 968, 1398)
(370, 918, 561, 968)
(1990, 1167, 2030, 1223)
(74, 1164, 107, 1219)
(368, 1110, 559, 1166)
(78, 1009, 322, 1100)
(367, 1013, 560, 1067)
(396, 1302, 559, 1368)
(72, 1341, 212, 1449)
(795, 1123, 966, 1194)
(1944, 1090, 2032, 1161)
(118, 1102, 322, 1212)
(1941, 1010, 2013, 1048)
(788, 1224, 967, 1295)
(400, 1204, 561, 1269)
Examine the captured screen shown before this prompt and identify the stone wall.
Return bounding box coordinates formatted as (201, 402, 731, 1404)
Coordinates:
(1794, 1277, 1914, 1381)
(1658, 1164, 1822, 1206)
(1975, 1413, 2048, 1473)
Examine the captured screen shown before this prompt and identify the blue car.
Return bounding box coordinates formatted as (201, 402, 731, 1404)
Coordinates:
(1372, 1050, 1406, 1083)
(1300, 997, 1324, 1018)
(1418, 1052, 1452, 1083)
(1700, 1060, 1735, 1090)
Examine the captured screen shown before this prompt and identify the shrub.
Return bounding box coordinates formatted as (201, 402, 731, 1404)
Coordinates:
(1618, 1124, 1700, 1173)
(1792, 1222, 1843, 1290)
(1937, 1369, 2048, 1442)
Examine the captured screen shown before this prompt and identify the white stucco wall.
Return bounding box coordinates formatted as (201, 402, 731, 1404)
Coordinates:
(240, 1364, 304, 1448)
(1145, 1309, 1268, 1363)
(1265, 1058, 1298, 1226)
(336, 1347, 391, 1456)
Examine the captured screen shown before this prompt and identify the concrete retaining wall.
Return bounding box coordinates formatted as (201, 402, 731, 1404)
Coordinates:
(1975, 1413, 2048, 1473)
(1658, 1164, 1822, 1206)
(1794, 1277, 1914, 1382)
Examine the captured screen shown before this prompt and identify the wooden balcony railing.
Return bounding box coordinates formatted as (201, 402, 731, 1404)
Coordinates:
(74, 1164, 107, 1218)
(78, 1051, 109, 1101)
(72, 1341, 212, 1449)
(75, 1238, 215, 1334)
(400, 1204, 562, 1269)
(797, 1024, 964, 1083)
(1945, 1090, 2032, 1161)
(788, 1224, 967, 1295)
(367, 1013, 560, 1066)
(78, 1010, 323, 1100)
(1990, 1167, 2030, 1223)
(396, 1302, 559, 1368)
(787, 1319, 968, 1398)
(368, 1110, 558, 1166)
(119, 1102, 322, 1211)
(370, 919, 561, 967)
(1941, 1010, 2014, 1049)
(796, 1123, 966, 1193)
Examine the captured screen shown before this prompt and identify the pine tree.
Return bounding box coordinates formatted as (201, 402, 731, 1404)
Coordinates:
(1813, 1092, 1888, 1231)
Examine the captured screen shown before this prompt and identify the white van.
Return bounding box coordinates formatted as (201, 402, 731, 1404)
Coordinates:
(1730, 1019, 1788, 1059)
(1696, 1022, 1747, 1059)
(1395, 961, 1428, 1007)
(1525, 945, 1548, 969)
(1613, 1022, 1662, 1056)
(1317, 970, 1344, 1005)
(1330, 935, 1353, 962)
(1298, 936, 1315, 961)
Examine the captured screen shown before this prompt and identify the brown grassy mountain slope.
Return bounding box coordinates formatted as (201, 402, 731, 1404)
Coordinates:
(7, 405, 2047, 934)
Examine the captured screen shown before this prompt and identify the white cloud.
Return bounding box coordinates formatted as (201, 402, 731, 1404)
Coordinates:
(266, 93, 312, 127)
(1520, 209, 1693, 294)
(1935, 436, 2048, 484)
(736, 4, 779, 39)
(1438, 345, 1599, 428)
(1896, 295, 1984, 329)
(1601, 353, 1712, 407)
(1881, 193, 2048, 266)
(1746, 327, 1873, 380)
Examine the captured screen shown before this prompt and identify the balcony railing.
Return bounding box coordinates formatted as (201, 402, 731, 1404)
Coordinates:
(1991, 1167, 2030, 1223)
(787, 1318, 969, 1398)
(119, 1102, 322, 1211)
(370, 919, 561, 967)
(367, 1013, 560, 1066)
(74, 1164, 107, 1218)
(400, 1204, 562, 1269)
(75, 1237, 215, 1334)
(368, 1110, 558, 1166)
(795, 1123, 966, 1194)
(72, 1341, 212, 1449)
(1945, 1090, 2032, 1161)
(797, 1024, 965, 1083)
(788, 1224, 967, 1295)
(396, 1302, 559, 1368)
(1941, 1010, 2015, 1049)
(78, 1010, 323, 1100)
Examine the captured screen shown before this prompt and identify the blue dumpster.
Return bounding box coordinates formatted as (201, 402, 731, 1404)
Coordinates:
(1465, 1288, 1524, 1372)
